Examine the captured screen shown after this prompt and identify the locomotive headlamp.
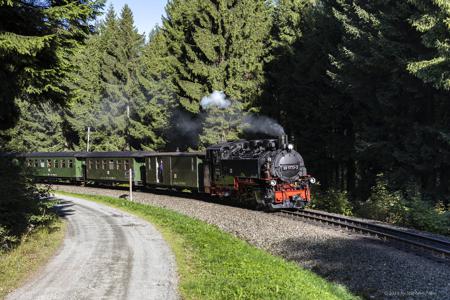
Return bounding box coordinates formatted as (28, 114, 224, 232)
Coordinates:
(287, 144, 294, 150)
(270, 179, 277, 186)
(309, 177, 316, 184)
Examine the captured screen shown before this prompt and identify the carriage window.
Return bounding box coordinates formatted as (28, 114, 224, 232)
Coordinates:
(101, 160, 105, 170)
(55, 160, 59, 168)
(109, 160, 115, 170)
(117, 160, 123, 170)
(124, 160, 130, 170)
(191, 158, 194, 171)
(61, 160, 66, 168)
(40, 160, 45, 168)
(95, 160, 100, 169)
(148, 160, 152, 170)
(69, 160, 73, 168)
(88, 160, 93, 169)
(27, 160, 31, 167)
(47, 159, 52, 168)
(34, 160, 38, 168)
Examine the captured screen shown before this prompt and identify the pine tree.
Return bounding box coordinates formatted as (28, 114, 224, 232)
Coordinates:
(163, 0, 273, 147)
(0, 0, 103, 130)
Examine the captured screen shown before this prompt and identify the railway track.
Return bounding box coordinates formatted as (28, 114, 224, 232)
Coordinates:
(279, 209, 450, 259)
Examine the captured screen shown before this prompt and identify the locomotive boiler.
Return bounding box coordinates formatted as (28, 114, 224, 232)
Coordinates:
(204, 135, 315, 209)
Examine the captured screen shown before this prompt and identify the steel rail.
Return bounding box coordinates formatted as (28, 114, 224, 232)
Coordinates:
(279, 209, 450, 258)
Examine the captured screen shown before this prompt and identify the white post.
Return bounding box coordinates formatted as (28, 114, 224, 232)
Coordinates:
(129, 167, 133, 202)
(86, 126, 91, 152)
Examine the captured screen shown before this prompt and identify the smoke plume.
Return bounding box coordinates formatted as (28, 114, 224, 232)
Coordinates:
(200, 90, 231, 109)
(172, 109, 202, 137)
(199, 90, 285, 138)
(243, 115, 285, 137)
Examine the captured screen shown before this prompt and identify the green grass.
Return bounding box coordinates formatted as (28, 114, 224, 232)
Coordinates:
(56, 191, 358, 300)
(0, 219, 66, 299)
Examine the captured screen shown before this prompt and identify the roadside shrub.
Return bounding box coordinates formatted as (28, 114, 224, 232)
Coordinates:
(357, 175, 407, 224)
(0, 158, 57, 250)
(357, 175, 449, 235)
(404, 197, 450, 235)
(311, 189, 353, 216)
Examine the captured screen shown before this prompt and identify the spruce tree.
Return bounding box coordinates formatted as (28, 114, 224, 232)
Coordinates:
(264, 0, 356, 193)
(63, 33, 104, 151)
(328, 0, 450, 201)
(0, 0, 103, 130)
(66, 5, 166, 151)
(93, 5, 164, 151)
(140, 26, 173, 149)
(1, 100, 66, 152)
(407, 0, 450, 91)
(163, 0, 272, 147)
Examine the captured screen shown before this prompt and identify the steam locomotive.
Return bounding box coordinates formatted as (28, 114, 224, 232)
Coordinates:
(5, 135, 314, 210)
(205, 134, 314, 209)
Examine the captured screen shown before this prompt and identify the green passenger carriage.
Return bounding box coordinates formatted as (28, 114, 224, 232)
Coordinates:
(24, 152, 84, 183)
(145, 152, 205, 192)
(82, 152, 147, 186)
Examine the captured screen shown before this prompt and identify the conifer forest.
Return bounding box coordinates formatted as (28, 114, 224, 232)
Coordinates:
(1, 0, 449, 237)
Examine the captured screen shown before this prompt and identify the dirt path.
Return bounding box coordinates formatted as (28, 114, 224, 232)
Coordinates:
(6, 195, 178, 300)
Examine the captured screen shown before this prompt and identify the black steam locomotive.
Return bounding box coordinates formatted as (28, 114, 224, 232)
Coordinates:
(7, 135, 314, 210)
(205, 134, 314, 209)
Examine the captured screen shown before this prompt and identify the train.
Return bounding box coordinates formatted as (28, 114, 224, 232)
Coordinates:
(3, 135, 315, 210)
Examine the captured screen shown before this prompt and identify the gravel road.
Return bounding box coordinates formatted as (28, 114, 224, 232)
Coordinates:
(6, 195, 178, 300)
(54, 185, 450, 300)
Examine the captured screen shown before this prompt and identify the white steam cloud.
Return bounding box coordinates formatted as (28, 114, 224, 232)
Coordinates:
(198, 90, 285, 138)
(200, 90, 231, 109)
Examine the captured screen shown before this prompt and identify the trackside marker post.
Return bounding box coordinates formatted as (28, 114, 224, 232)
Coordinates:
(129, 168, 133, 202)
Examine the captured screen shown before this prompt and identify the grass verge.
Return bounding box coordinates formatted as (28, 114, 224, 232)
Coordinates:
(56, 191, 358, 300)
(0, 219, 65, 299)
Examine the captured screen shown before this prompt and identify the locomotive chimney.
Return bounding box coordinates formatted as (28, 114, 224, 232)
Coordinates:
(278, 134, 288, 150)
(290, 135, 296, 150)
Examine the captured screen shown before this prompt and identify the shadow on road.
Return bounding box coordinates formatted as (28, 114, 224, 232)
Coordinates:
(53, 200, 76, 218)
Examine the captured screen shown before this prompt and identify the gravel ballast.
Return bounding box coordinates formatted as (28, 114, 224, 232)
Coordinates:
(54, 185, 449, 299)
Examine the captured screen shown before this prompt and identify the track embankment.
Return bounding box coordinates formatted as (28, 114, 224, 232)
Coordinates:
(54, 185, 450, 299)
(6, 195, 178, 300)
